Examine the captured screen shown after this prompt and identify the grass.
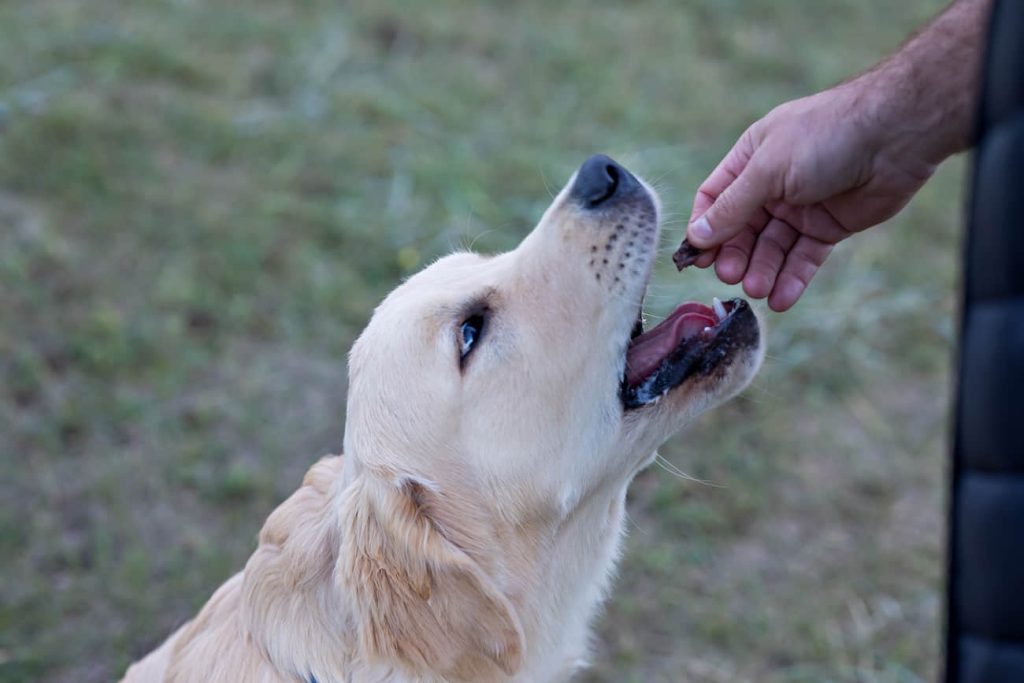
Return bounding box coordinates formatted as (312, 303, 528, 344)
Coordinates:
(0, 0, 962, 681)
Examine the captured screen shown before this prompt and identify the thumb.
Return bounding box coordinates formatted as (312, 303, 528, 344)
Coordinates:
(687, 159, 774, 249)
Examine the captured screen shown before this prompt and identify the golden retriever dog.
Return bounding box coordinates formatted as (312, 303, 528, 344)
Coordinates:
(121, 155, 764, 683)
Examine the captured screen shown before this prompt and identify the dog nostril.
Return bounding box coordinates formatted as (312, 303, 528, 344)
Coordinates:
(593, 166, 619, 205)
(571, 154, 635, 208)
(604, 164, 619, 184)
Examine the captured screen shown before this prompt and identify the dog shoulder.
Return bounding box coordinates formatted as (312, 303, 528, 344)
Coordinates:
(163, 573, 287, 682)
(259, 454, 343, 548)
(134, 456, 347, 683)
(241, 455, 352, 679)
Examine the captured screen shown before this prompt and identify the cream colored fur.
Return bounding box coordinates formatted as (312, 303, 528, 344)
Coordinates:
(121, 168, 763, 683)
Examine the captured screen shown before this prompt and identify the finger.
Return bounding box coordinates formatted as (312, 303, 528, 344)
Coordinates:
(689, 188, 717, 229)
(742, 218, 799, 299)
(694, 246, 719, 269)
(689, 153, 777, 250)
(687, 129, 757, 225)
(715, 228, 757, 284)
(767, 235, 834, 312)
(712, 204, 772, 282)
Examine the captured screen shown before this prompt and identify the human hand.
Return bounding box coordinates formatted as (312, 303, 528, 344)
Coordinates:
(685, 82, 938, 312)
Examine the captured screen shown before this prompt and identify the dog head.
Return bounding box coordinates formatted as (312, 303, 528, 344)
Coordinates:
(338, 155, 763, 679)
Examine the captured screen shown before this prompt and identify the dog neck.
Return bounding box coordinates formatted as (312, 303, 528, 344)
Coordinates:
(240, 453, 634, 683)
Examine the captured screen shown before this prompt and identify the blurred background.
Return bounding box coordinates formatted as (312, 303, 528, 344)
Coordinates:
(0, 1, 964, 681)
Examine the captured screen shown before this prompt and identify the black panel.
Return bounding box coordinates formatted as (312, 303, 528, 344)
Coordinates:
(948, 2, 1024, 681)
(958, 300, 1024, 472)
(980, 0, 1024, 132)
(955, 474, 1024, 642)
(967, 118, 1024, 302)
(958, 636, 1024, 683)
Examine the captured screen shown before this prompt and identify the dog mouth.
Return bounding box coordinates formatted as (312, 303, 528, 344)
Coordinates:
(620, 297, 757, 409)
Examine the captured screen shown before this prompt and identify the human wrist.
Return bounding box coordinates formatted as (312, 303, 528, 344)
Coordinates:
(837, 62, 949, 172)
(877, 57, 971, 164)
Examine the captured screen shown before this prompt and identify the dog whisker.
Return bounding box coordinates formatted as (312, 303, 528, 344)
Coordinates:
(538, 165, 557, 201)
(654, 454, 722, 488)
(623, 510, 650, 536)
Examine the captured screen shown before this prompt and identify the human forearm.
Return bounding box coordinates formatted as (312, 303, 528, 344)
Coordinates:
(855, 0, 993, 164)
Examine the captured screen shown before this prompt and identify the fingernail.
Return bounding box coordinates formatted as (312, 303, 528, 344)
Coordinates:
(689, 215, 712, 242)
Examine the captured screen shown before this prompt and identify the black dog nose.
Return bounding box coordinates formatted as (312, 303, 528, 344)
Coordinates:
(570, 154, 638, 208)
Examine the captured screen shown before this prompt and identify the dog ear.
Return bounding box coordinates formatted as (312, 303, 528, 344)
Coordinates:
(337, 474, 524, 679)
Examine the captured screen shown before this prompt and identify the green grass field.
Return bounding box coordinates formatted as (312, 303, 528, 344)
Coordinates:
(0, 1, 964, 681)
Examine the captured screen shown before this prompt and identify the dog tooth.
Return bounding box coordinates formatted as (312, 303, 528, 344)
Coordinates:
(703, 326, 713, 333)
(712, 297, 727, 321)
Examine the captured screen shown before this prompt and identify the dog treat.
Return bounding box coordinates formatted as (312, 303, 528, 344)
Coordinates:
(672, 239, 704, 271)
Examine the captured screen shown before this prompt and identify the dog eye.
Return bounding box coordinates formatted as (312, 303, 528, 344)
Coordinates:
(459, 314, 486, 361)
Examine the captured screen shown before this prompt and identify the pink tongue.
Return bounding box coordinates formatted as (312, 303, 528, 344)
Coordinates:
(625, 311, 716, 386)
